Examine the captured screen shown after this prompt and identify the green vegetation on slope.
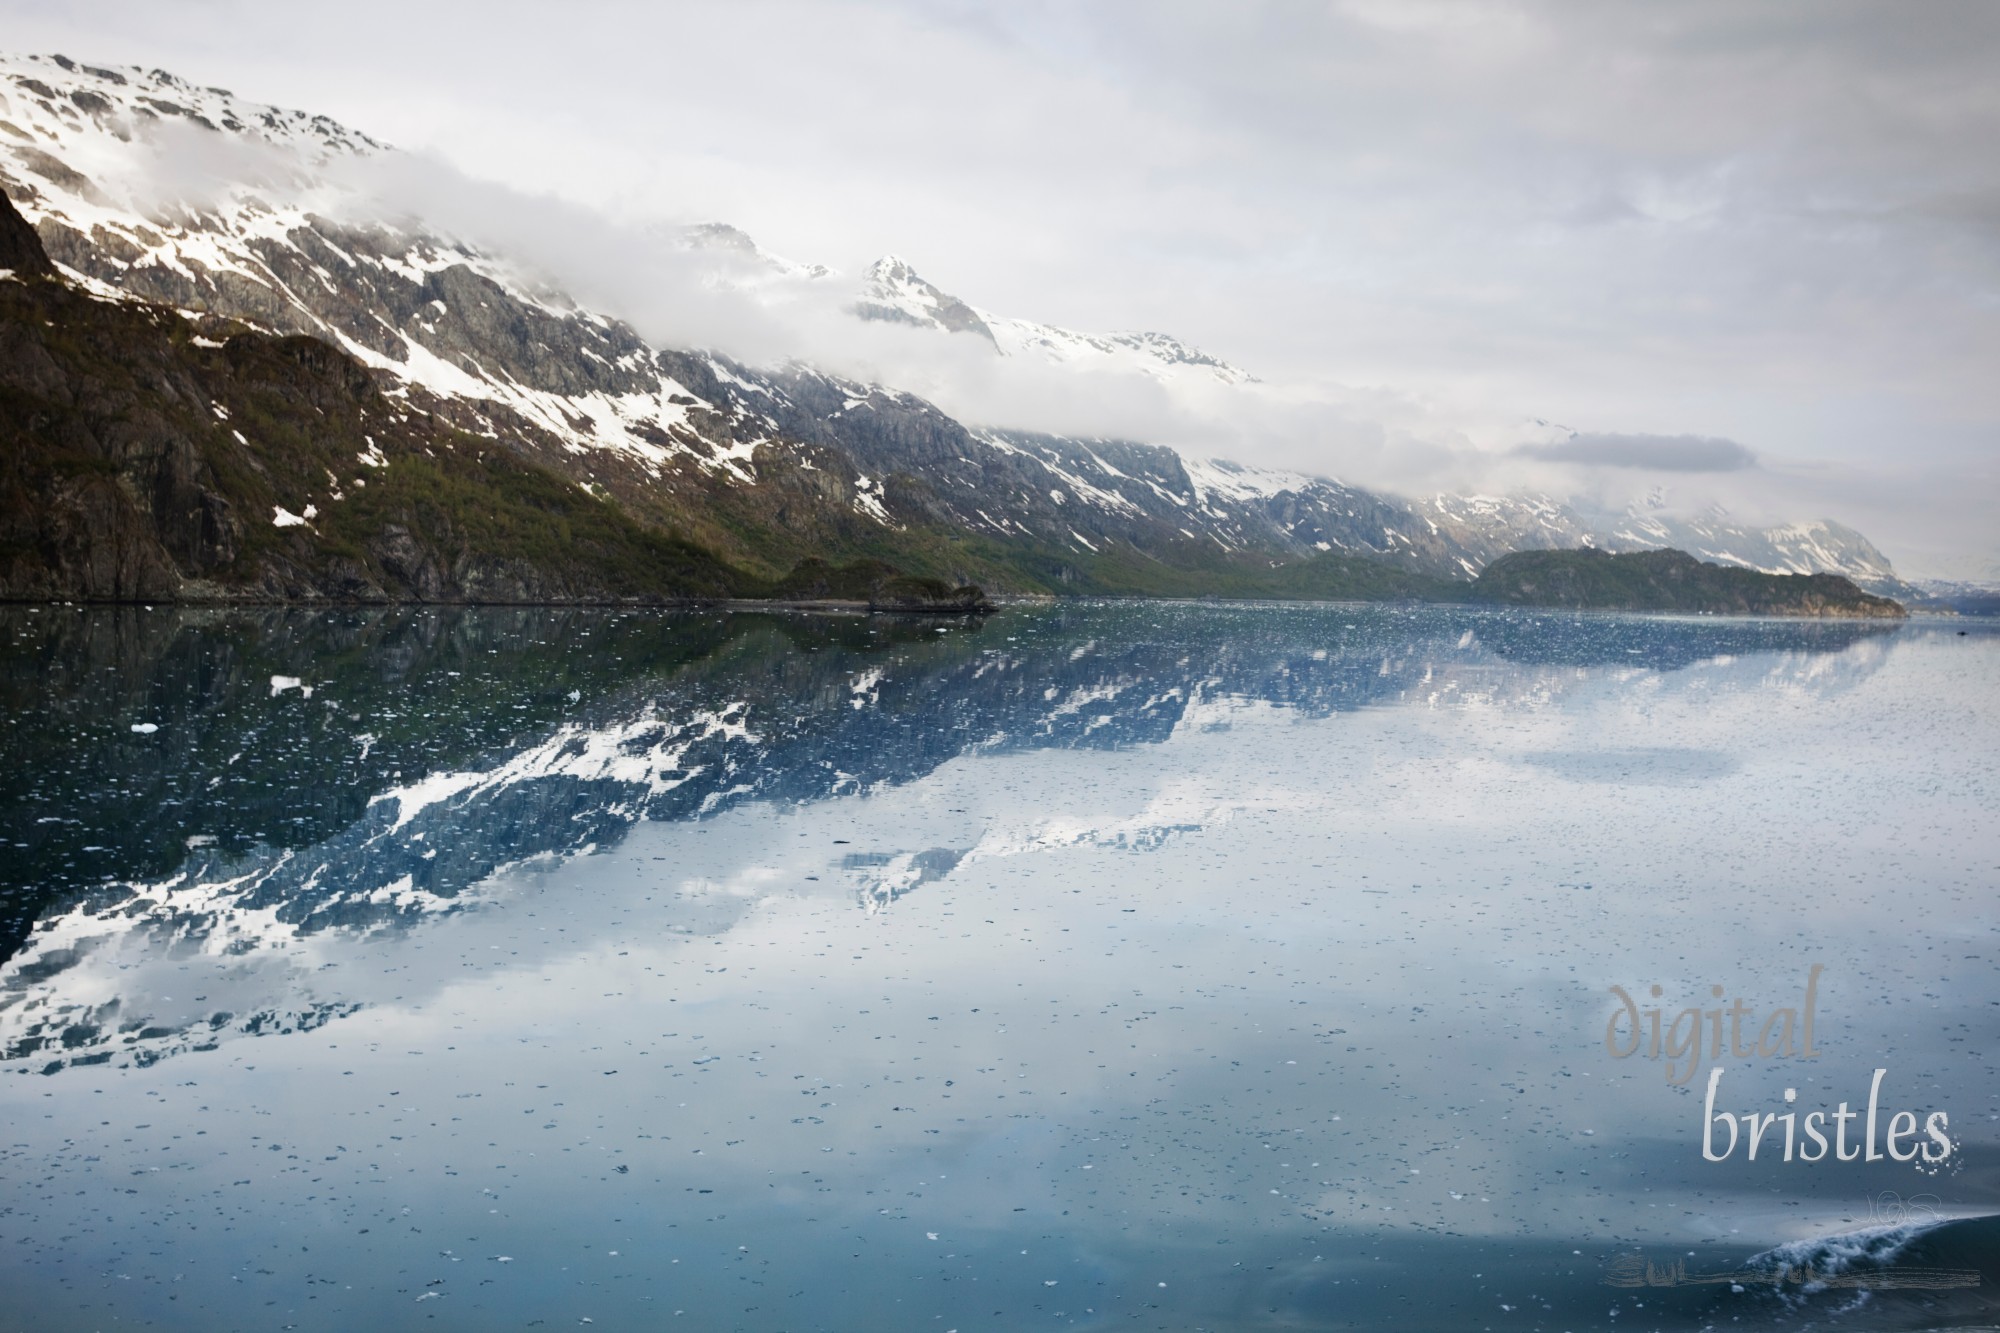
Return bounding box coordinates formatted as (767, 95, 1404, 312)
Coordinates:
(1468, 546, 1906, 618)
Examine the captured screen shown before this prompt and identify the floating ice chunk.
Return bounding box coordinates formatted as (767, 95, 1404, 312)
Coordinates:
(270, 675, 313, 697)
(130, 722, 159, 734)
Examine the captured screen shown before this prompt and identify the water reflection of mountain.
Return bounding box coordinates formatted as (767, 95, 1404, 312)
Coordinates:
(0, 603, 1906, 1071)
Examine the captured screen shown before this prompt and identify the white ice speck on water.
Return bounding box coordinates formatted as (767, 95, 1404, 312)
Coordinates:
(130, 723, 159, 734)
(270, 675, 312, 697)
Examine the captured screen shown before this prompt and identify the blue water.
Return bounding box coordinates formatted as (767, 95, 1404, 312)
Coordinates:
(1, 603, 1994, 1330)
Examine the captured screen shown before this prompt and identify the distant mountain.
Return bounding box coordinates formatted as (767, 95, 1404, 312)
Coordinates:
(680, 221, 832, 281)
(1469, 548, 1907, 618)
(854, 253, 1001, 345)
(854, 253, 1257, 384)
(674, 229, 1259, 386)
(1408, 492, 1918, 598)
(1914, 580, 2000, 616)
(0, 52, 1918, 603)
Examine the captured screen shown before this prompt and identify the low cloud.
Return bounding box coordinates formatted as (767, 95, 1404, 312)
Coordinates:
(102, 125, 1495, 498)
(1514, 433, 1758, 472)
(106, 117, 1986, 573)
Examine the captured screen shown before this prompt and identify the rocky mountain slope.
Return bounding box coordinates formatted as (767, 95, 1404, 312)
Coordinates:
(0, 189, 749, 601)
(1, 185, 991, 606)
(0, 52, 1918, 601)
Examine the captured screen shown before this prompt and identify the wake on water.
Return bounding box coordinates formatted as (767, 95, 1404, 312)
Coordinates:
(1731, 1214, 2000, 1328)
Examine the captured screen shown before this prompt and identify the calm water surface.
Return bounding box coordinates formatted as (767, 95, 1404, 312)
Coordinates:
(1, 603, 1995, 1332)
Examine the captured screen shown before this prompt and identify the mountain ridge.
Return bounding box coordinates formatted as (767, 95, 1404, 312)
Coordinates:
(0, 51, 1921, 602)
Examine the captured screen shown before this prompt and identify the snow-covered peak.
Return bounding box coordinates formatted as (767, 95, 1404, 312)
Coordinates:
(855, 252, 996, 343)
(852, 250, 1256, 384)
(681, 221, 830, 280)
(980, 312, 1256, 385)
(853, 252, 1254, 383)
(1100, 330, 1256, 384)
(0, 51, 384, 163)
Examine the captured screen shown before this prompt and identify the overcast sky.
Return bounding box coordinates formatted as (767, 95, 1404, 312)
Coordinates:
(6, 0, 1996, 576)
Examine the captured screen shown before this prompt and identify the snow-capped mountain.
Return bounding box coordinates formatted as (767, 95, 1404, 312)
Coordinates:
(0, 52, 1914, 600)
(853, 253, 999, 345)
(854, 252, 1258, 384)
(680, 220, 831, 281)
(676, 232, 1258, 386)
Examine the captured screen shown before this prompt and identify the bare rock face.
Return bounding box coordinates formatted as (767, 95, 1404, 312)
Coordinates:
(1, 186, 228, 597)
(0, 182, 55, 277)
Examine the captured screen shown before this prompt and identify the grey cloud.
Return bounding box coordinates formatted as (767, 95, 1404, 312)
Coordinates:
(1515, 433, 1758, 472)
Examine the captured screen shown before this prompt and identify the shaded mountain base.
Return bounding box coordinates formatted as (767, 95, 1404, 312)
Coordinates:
(768, 557, 990, 611)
